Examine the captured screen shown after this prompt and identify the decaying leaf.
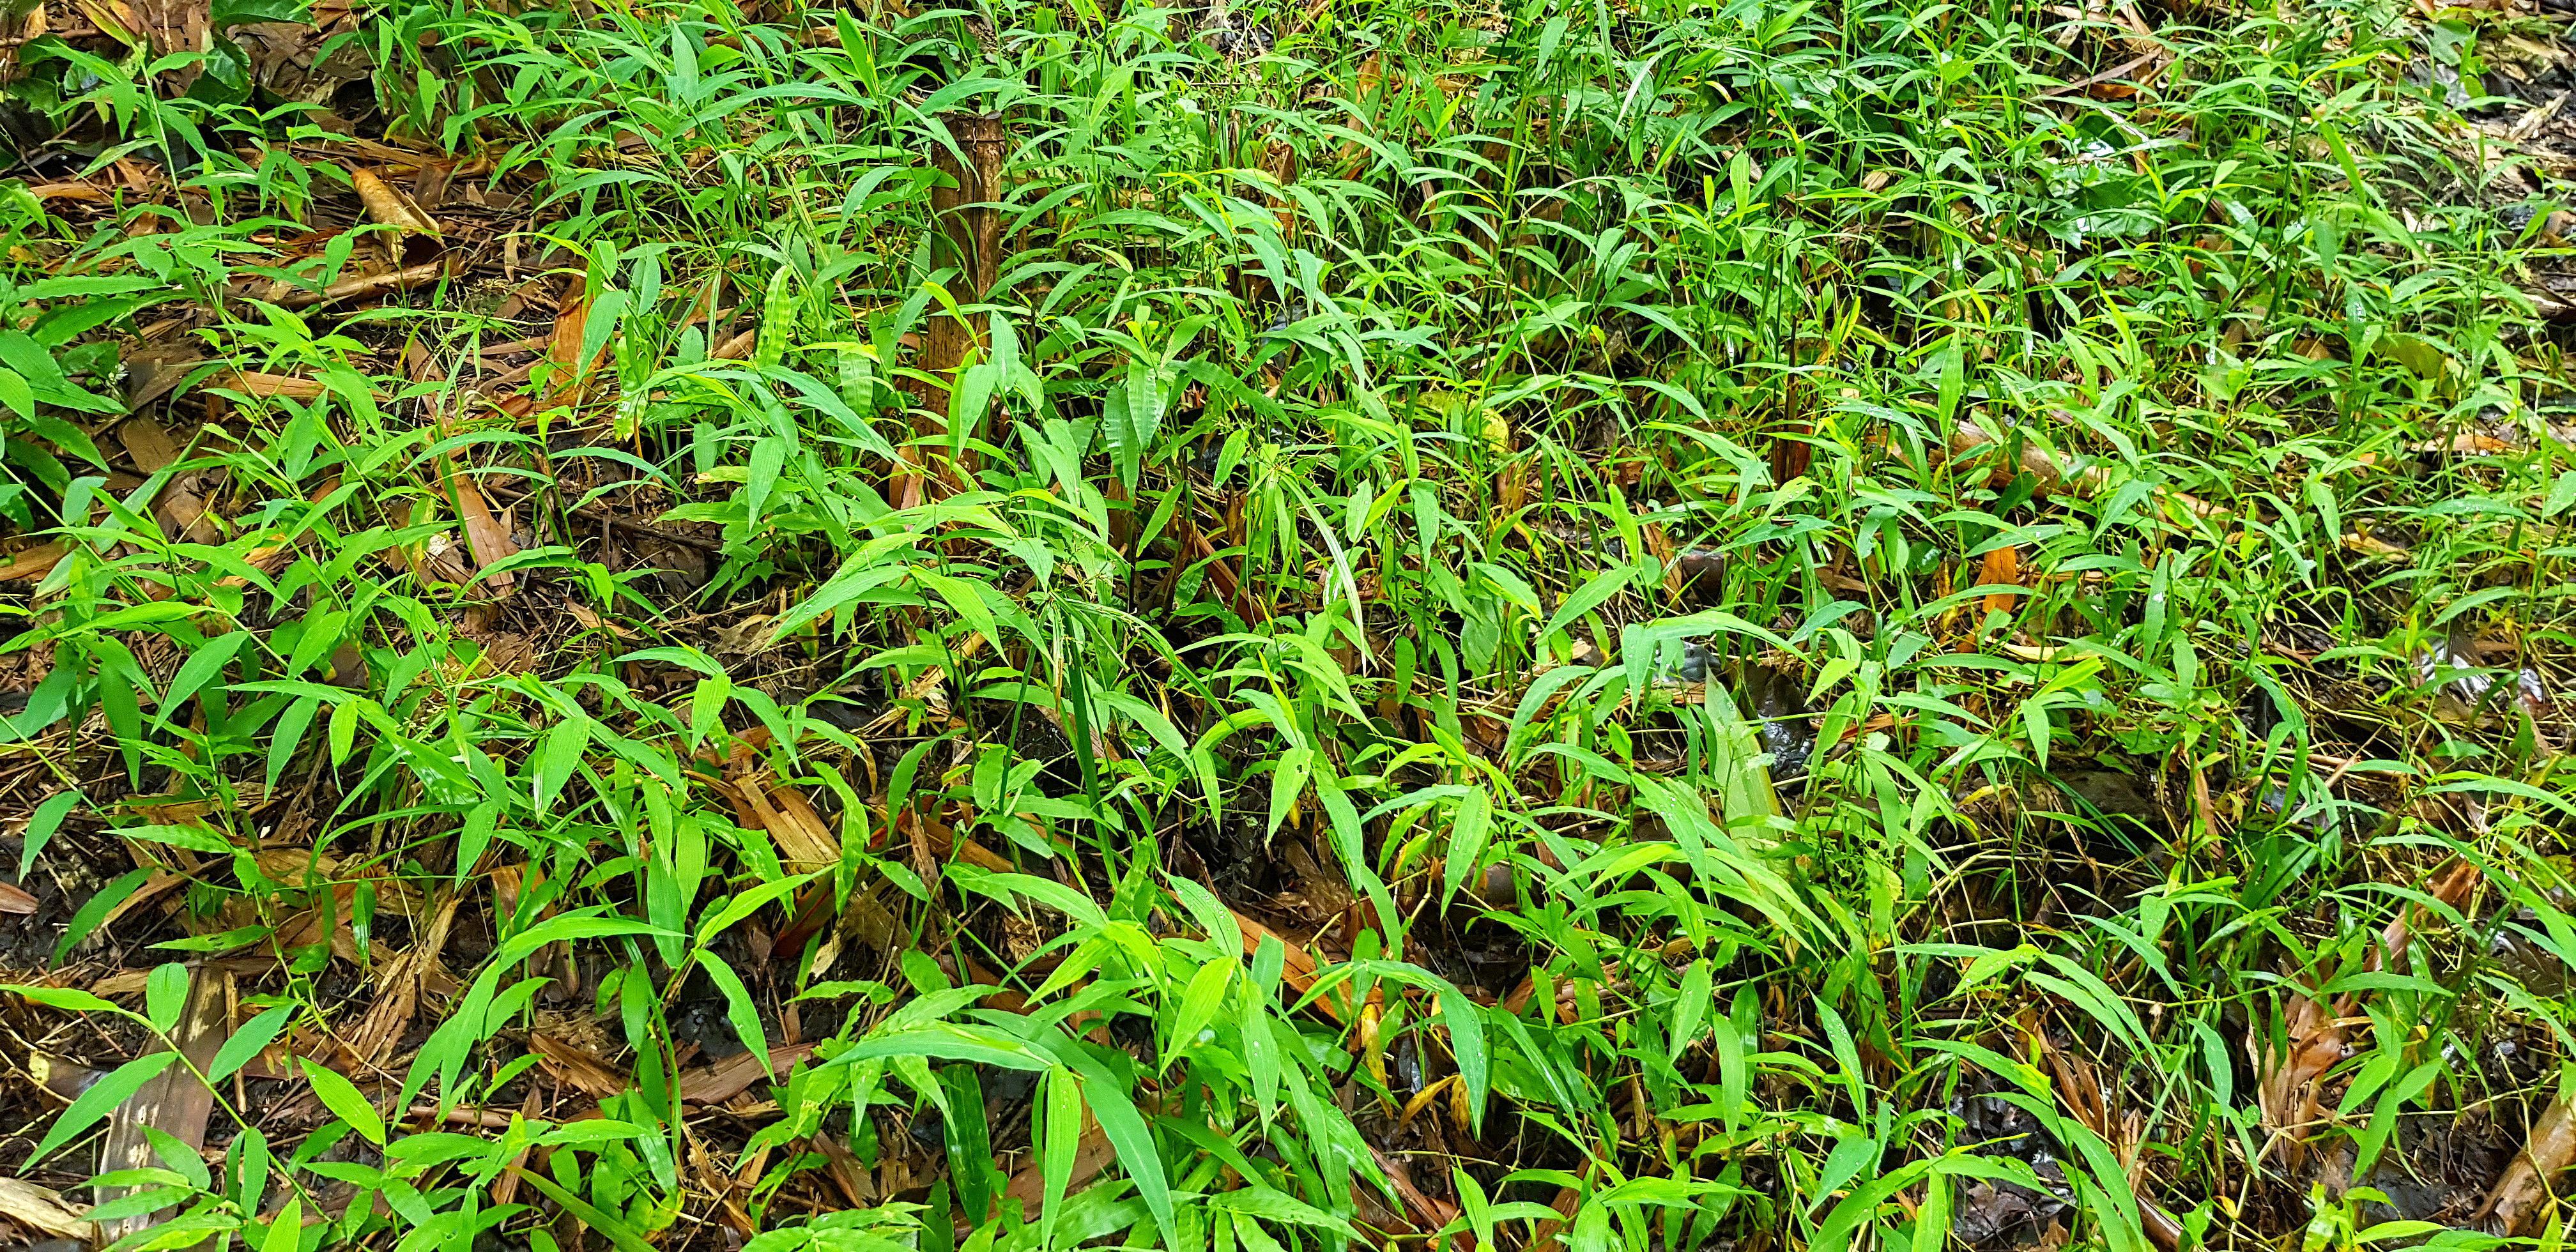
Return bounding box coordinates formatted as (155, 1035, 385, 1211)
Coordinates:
(95, 966, 228, 1244)
(448, 471, 518, 597)
(0, 1177, 95, 1241)
(2480, 1084, 2576, 1234)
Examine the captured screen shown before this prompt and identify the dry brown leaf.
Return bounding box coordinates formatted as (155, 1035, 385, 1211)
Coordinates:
(729, 775, 838, 870)
(121, 351, 208, 410)
(73, 0, 140, 41)
(2255, 988, 2345, 1166)
(119, 416, 181, 471)
(0, 542, 66, 583)
(811, 1132, 877, 1208)
(2409, 431, 2516, 454)
(1370, 1145, 1460, 1237)
(448, 473, 518, 597)
(349, 167, 439, 235)
(153, 471, 224, 546)
(29, 1050, 104, 1103)
(91, 968, 156, 998)
(528, 1033, 630, 1099)
(541, 294, 607, 406)
(2481, 1086, 2576, 1233)
(679, 1043, 818, 1105)
(0, 880, 38, 914)
(2260, 860, 2480, 1166)
(127, 0, 208, 84)
(96, 871, 187, 936)
(27, 183, 111, 202)
(215, 370, 331, 401)
(0, 1177, 95, 1241)
(563, 599, 635, 638)
(1979, 545, 2021, 615)
(768, 786, 842, 864)
(275, 257, 458, 310)
(339, 893, 459, 1069)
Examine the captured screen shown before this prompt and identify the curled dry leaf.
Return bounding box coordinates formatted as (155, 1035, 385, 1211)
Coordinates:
(0, 880, 37, 915)
(349, 167, 440, 236)
(2258, 859, 2480, 1166)
(542, 293, 611, 406)
(121, 351, 208, 411)
(726, 775, 839, 871)
(811, 1131, 876, 1208)
(339, 893, 461, 1069)
(28, 182, 111, 202)
(212, 370, 330, 401)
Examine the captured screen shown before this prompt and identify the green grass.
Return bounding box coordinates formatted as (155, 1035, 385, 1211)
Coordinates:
(1, 0, 2573, 1247)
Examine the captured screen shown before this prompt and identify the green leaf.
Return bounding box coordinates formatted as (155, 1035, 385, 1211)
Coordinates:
(300, 1058, 385, 1146)
(0, 367, 33, 419)
(260, 1196, 303, 1252)
(1039, 1067, 1080, 1247)
(1442, 786, 1492, 905)
(1669, 958, 1711, 1060)
(1023, 1030, 1173, 1245)
(694, 870, 820, 947)
(1104, 357, 1165, 491)
(156, 632, 252, 729)
(2546, 470, 2576, 517)
(1206, 1187, 1360, 1238)
(18, 789, 80, 880)
(144, 962, 189, 1034)
(31, 1050, 177, 1164)
(4, 982, 125, 1015)
(510, 1168, 663, 1252)
(121, 823, 235, 855)
(696, 949, 772, 1076)
(56, 867, 156, 965)
(267, 695, 320, 789)
(211, 1005, 294, 1081)
(1537, 565, 1632, 647)
(755, 266, 795, 370)
(1438, 984, 1488, 1133)
(1164, 957, 1232, 1070)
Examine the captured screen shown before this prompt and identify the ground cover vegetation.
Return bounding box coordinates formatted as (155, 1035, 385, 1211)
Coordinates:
(0, 0, 2572, 1245)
